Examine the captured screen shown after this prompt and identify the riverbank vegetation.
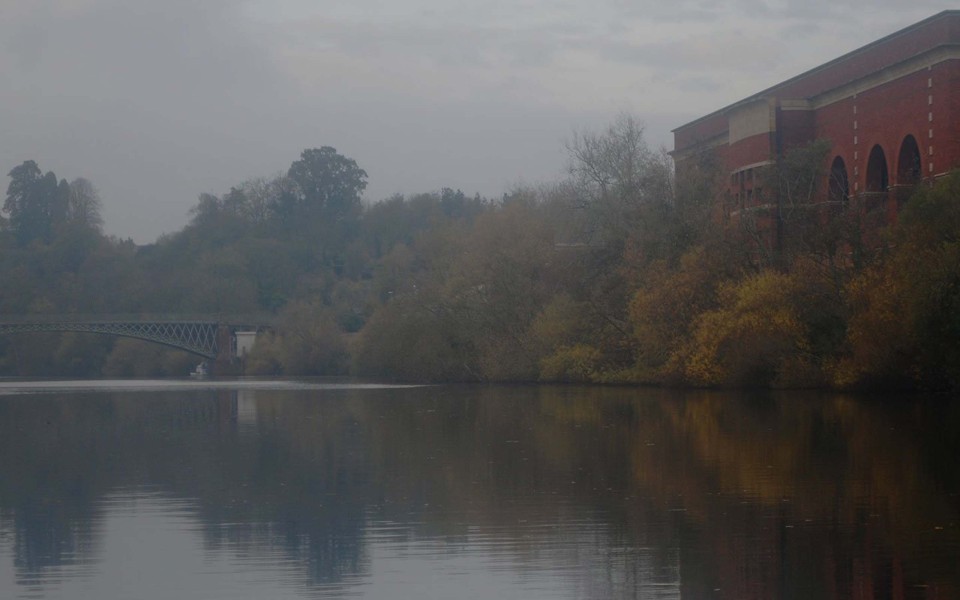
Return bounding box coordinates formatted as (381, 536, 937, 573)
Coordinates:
(2, 116, 958, 390)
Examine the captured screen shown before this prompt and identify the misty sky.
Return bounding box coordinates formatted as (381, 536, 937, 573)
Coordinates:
(2, 1, 955, 242)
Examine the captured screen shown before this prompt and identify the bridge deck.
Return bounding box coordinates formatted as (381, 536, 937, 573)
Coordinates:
(0, 315, 275, 359)
(0, 314, 275, 325)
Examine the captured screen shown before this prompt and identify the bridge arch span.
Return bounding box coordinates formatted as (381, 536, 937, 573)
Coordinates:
(0, 318, 224, 359)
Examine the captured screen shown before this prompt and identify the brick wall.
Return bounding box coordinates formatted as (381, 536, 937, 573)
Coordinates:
(672, 12, 960, 249)
(777, 109, 815, 154)
(727, 132, 774, 172)
(773, 14, 960, 100)
(673, 11, 960, 161)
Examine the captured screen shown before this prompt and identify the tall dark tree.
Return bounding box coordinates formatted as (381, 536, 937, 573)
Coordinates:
(286, 147, 367, 221)
(52, 178, 71, 228)
(4, 160, 59, 244)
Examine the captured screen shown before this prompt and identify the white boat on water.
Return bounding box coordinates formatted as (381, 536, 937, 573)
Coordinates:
(190, 362, 209, 378)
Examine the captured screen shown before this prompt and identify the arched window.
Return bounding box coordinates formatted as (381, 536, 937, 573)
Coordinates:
(829, 156, 849, 206)
(865, 145, 888, 192)
(896, 135, 922, 185)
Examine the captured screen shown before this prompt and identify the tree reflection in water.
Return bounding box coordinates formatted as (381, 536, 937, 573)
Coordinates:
(0, 385, 957, 598)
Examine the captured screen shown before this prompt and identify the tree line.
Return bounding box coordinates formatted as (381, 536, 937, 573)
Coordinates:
(2, 117, 958, 389)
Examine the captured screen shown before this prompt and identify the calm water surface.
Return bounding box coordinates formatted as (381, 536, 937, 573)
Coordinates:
(0, 381, 957, 599)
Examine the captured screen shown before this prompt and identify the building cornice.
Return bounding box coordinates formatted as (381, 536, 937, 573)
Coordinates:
(809, 44, 960, 109)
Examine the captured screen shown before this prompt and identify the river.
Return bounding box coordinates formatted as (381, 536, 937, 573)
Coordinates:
(0, 380, 957, 599)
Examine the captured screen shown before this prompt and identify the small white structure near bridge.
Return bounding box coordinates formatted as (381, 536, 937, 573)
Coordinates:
(234, 331, 258, 358)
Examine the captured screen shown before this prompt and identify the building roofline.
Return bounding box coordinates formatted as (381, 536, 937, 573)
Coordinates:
(672, 10, 960, 134)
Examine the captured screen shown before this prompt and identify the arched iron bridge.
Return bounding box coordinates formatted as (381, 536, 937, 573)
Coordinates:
(0, 314, 275, 359)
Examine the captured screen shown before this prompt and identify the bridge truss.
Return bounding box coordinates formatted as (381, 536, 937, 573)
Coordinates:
(0, 318, 222, 359)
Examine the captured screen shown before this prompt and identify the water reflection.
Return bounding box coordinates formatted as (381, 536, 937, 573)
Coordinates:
(0, 385, 958, 598)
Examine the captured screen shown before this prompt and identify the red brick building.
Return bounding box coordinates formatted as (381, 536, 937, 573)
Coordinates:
(672, 11, 960, 226)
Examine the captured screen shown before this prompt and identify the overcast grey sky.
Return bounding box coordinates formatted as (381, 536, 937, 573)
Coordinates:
(2, 1, 955, 241)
